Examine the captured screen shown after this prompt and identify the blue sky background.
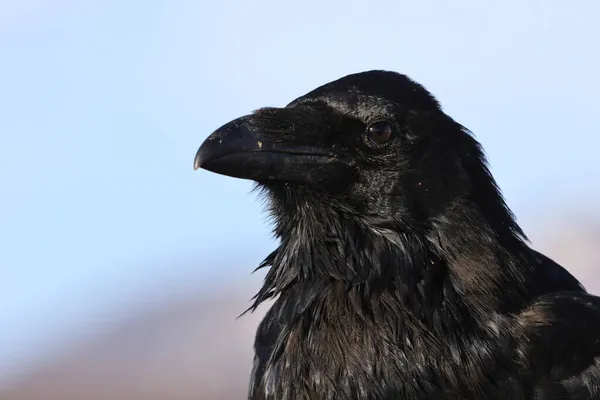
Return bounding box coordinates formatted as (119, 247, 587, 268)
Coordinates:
(1, 0, 599, 386)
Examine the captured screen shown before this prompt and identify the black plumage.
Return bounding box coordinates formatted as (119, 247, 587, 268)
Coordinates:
(194, 70, 600, 399)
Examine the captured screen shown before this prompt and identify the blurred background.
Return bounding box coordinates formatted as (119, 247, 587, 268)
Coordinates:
(0, 1, 599, 399)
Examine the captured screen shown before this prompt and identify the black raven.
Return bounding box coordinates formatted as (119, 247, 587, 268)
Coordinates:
(194, 71, 600, 399)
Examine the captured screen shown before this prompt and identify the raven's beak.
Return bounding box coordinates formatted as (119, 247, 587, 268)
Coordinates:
(194, 110, 352, 185)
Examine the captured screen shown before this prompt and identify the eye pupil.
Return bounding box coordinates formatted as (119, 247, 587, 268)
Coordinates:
(367, 121, 393, 145)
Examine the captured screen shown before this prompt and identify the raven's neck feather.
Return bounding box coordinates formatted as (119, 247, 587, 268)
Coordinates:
(249, 186, 531, 327)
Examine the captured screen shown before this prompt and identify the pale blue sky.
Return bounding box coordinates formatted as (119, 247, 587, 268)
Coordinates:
(1, 0, 599, 385)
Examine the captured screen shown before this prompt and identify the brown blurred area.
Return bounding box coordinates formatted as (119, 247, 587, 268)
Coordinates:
(2, 217, 599, 400)
(1, 287, 271, 400)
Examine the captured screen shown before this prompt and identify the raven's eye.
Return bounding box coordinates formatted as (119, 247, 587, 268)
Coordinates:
(366, 121, 393, 145)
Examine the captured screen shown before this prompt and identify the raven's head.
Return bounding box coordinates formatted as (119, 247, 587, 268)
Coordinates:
(196, 70, 535, 320)
(195, 70, 522, 242)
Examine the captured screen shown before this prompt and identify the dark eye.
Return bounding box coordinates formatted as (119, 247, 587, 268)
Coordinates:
(366, 121, 393, 145)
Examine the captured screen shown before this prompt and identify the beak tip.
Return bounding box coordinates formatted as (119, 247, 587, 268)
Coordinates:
(193, 150, 204, 171)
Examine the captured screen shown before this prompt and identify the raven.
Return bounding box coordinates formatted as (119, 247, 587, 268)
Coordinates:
(194, 71, 600, 399)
